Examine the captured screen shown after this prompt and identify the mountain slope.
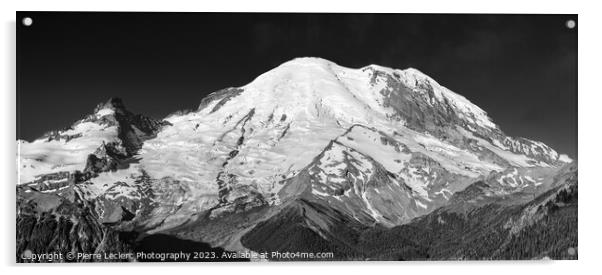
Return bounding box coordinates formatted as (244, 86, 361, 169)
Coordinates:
(16, 57, 575, 261)
(241, 162, 577, 260)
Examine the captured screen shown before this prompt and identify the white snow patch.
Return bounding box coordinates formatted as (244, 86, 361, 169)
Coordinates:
(18, 123, 119, 184)
(95, 108, 115, 118)
(558, 154, 573, 163)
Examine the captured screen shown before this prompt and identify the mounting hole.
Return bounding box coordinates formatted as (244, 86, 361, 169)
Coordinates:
(566, 19, 576, 29)
(22, 17, 33, 27)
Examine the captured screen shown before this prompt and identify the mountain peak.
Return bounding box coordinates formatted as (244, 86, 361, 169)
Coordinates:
(279, 57, 336, 67)
(93, 97, 128, 114)
(233, 57, 497, 132)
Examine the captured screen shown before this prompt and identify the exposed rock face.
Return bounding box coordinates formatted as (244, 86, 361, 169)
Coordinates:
(303, 139, 421, 226)
(92, 97, 172, 155)
(197, 87, 244, 113)
(86, 98, 171, 175)
(16, 57, 575, 261)
(16, 188, 136, 262)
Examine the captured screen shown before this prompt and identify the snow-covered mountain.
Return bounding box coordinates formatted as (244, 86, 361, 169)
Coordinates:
(16, 57, 575, 261)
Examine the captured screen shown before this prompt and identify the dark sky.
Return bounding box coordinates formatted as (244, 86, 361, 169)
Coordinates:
(16, 12, 577, 158)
